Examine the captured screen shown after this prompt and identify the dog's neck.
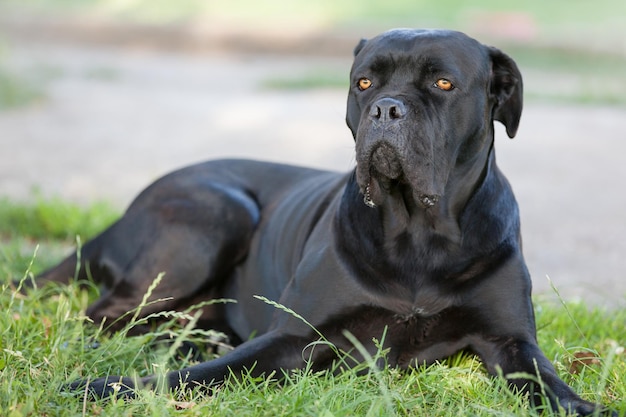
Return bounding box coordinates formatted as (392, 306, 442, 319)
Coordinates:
(444, 134, 497, 223)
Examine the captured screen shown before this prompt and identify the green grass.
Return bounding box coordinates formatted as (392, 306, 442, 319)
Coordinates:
(261, 71, 349, 91)
(1, 197, 625, 416)
(0, 196, 118, 278)
(0, 43, 65, 110)
(0, 195, 118, 240)
(0, 39, 44, 109)
(0, 66, 43, 110)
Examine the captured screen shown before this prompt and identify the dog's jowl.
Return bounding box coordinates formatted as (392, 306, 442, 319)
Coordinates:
(35, 29, 614, 415)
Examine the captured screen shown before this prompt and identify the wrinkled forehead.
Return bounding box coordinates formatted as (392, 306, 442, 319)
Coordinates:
(351, 29, 488, 77)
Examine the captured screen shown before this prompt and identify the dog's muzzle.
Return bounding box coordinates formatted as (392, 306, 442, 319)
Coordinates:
(360, 141, 440, 210)
(357, 98, 441, 210)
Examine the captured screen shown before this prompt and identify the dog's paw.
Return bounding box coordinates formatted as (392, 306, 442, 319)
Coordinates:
(65, 376, 138, 400)
(570, 400, 617, 417)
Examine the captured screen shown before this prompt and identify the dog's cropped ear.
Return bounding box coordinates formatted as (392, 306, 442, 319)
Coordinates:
(353, 38, 368, 56)
(488, 47, 523, 138)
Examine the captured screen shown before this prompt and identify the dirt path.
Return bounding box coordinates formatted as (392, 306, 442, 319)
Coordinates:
(1, 39, 625, 306)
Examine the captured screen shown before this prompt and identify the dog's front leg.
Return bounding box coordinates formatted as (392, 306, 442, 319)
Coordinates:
(472, 336, 615, 416)
(69, 330, 314, 400)
(166, 330, 314, 390)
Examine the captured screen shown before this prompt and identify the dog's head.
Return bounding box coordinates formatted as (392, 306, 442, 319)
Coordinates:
(346, 29, 522, 209)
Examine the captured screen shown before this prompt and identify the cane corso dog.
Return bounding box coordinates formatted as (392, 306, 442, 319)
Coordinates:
(36, 29, 612, 414)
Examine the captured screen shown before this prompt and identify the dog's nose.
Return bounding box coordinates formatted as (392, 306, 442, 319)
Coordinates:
(369, 98, 406, 122)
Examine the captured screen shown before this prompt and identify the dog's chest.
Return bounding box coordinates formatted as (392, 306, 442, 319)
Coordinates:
(377, 282, 455, 320)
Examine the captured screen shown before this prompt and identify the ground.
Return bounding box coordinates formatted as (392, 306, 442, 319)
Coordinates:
(1, 27, 625, 306)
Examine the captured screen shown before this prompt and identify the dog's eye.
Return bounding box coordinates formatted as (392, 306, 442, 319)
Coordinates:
(358, 78, 372, 91)
(434, 78, 454, 91)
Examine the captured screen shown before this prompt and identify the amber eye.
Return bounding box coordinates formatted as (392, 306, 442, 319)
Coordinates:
(358, 78, 372, 90)
(435, 78, 454, 91)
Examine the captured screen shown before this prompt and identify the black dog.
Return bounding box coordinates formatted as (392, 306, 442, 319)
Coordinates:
(37, 29, 611, 415)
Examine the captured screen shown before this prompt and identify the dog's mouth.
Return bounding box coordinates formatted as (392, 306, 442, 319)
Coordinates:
(358, 142, 441, 210)
(362, 175, 440, 210)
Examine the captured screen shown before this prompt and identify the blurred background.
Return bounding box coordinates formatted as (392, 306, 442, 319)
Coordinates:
(1, 0, 625, 304)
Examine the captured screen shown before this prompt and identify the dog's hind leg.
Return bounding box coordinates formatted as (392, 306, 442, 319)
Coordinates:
(37, 182, 260, 331)
(25, 230, 110, 288)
